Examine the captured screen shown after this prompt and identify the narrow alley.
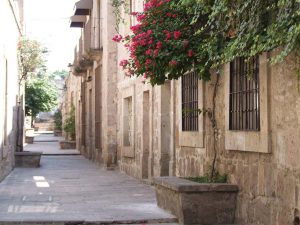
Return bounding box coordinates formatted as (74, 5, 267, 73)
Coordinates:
(0, 133, 177, 225)
(1, 0, 299, 224)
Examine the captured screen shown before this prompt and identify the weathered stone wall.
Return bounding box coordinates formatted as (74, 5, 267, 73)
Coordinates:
(174, 52, 300, 225)
(0, 0, 23, 181)
(117, 0, 176, 180)
(65, 0, 118, 168)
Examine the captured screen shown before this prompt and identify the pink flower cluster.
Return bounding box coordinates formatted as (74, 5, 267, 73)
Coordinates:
(144, 0, 170, 11)
(112, 34, 122, 43)
(119, 59, 129, 68)
(111, 0, 196, 81)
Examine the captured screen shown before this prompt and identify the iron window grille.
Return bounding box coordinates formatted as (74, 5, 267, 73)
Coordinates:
(229, 56, 260, 131)
(182, 71, 198, 131)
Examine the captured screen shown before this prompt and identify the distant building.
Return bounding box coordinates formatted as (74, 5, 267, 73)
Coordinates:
(0, 0, 24, 181)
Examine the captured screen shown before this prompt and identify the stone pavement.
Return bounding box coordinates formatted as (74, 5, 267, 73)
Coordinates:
(24, 132, 80, 155)
(0, 155, 178, 225)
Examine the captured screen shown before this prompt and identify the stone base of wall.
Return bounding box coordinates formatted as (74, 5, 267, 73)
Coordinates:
(25, 136, 34, 144)
(25, 128, 34, 136)
(54, 130, 62, 137)
(59, 141, 76, 149)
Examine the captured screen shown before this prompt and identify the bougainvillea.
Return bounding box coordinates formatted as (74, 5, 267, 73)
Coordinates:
(113, 0, 202, 85)
(113, 0, 300, 85)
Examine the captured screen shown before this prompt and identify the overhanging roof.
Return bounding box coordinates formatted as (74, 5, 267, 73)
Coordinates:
(70, 15, 86, 28)
(74, 0, 93, 15)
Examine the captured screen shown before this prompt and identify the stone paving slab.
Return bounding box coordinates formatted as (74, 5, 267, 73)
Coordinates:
(24, 142, 79, 155)
(0, 156, 177, 224)
(0, 221, 180, 225)
(24, 133, 79, 155)
(33, 132, 64, 142)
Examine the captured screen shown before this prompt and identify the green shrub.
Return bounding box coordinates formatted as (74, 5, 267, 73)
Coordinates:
(63, 106, 76, 140)
(54, 109, 62, 131)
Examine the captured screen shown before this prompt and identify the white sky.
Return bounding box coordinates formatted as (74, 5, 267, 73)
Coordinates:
(24, 0, 81, 72)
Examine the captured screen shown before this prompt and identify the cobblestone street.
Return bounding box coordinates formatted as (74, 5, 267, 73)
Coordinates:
(0, 134, 177, 225)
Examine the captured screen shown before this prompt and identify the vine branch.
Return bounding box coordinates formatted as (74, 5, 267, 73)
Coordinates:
(207, 69, 220, 181)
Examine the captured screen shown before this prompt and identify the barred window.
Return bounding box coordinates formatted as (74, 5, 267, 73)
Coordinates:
(182, 71, 198, 131)
(229, 56, 260, 131)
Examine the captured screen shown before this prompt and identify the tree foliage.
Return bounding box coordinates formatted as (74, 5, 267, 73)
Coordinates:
(50, 70, 69, 80)
(113, 0, 300, 85)
(18, 37, 47, 80)
(25, 76, 58, 118)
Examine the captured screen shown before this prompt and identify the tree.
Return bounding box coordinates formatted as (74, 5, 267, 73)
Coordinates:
(18, 37, 47, 81)
(50, 70, 69, 80)
(25, 77, 58, 120)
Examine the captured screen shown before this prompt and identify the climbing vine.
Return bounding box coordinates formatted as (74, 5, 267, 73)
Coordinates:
(112, 0, 131, 32)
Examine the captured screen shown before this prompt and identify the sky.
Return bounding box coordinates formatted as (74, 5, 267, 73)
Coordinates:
(24, 0, 81, 72)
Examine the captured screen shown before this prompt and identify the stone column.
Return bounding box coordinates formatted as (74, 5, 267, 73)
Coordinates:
(101, 0, 118, 168)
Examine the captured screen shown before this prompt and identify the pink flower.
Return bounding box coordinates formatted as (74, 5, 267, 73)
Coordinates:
(169, 60, 177, 67)
(148, 39, 153, 45)
(146, 59, 152, 66)
(112, 34, 122, 43)
(137, 14, 146, 22)
(131, 12, 138, 16)
(130, 24, 142, 34)
(156, 41, 162, 49)
(147, 30, 153, 36)
(119, 59, 129, 68)
(135, 60, 141, 69)
(188, 49, 193, 57)
(140, 39, 147, 46)
(174, 31, 181, 39)
(153, 49, 159, 57)
(164, 30, 171, 40)
(145, 49, 152, 55)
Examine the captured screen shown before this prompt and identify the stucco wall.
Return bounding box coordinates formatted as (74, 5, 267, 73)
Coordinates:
(0, 0, 22, 181)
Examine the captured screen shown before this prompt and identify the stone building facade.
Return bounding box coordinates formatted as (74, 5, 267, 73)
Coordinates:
(65, 0, 118, 167)
(116, 2, 300, 224)
(64, 0, 300, 224)
(0, 0, 24, 181)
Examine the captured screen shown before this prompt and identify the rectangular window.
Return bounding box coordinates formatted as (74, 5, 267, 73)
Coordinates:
(229, 56, 260, 131)
(182, 71, 198, 131)
(123, 96, 133, 146)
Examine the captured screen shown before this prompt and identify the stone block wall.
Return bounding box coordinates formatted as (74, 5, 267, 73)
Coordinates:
(174, 52, 300, 225)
